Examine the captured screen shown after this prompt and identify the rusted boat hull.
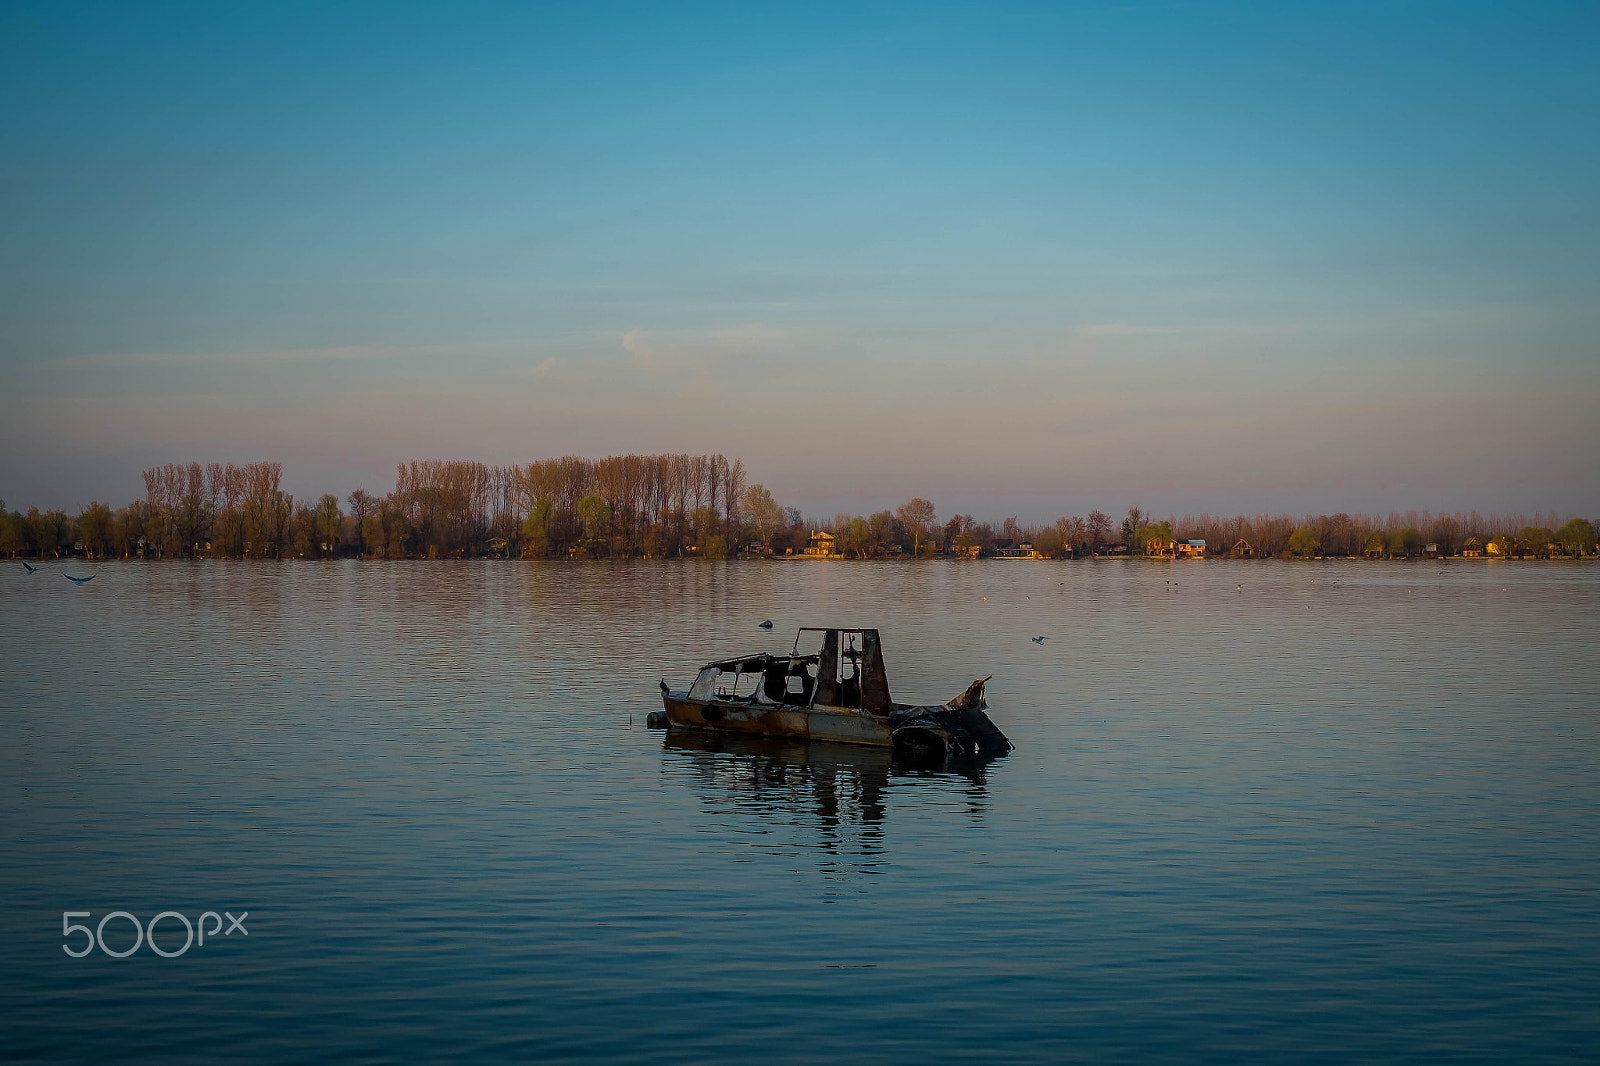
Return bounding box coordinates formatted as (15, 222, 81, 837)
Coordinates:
(662, 694, 894, 746)
(661, 692, 1011, 756)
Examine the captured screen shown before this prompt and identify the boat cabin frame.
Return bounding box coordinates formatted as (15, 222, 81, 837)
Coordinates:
(686, 628, 895, 715)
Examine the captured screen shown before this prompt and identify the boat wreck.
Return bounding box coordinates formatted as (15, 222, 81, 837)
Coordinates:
(657, 627, 1013, 756)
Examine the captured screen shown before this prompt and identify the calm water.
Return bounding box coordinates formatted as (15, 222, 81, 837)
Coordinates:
(3, 559, 1598, 1063)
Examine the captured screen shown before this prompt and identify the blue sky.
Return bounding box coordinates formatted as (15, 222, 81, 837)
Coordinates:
(2, 1, 1596, 520)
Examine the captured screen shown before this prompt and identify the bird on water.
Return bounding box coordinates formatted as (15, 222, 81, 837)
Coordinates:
(1031, 636, 1047, 645)
(758, 620, 774, 629)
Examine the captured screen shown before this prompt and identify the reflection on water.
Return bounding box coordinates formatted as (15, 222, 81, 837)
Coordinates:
(661, 732, 990, 878)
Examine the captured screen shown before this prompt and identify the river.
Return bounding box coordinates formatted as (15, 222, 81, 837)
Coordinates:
(3, 558, 1597, 1063)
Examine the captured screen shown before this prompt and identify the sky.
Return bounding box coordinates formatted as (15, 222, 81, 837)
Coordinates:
(2, 1, 1596, 522)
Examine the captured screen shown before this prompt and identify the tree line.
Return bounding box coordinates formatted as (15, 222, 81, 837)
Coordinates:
(2, 458, 1595, 560)
(1, 455, 755, 560)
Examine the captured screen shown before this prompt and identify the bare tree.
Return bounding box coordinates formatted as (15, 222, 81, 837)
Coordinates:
(742, 484, 784, 551)
(1121, 507, 1146, 549)
(1086, 510, 1112, 552)
(347, 489, 373, 556)
(895, 498, 937, 557)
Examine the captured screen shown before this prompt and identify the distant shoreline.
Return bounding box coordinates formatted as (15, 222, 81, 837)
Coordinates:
(5, 454, 1594, 563)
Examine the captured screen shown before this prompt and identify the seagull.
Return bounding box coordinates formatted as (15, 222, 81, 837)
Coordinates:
(1236, 584, 1242, 591)
(758, 619, 773, 629)
(1031, 636, 1046, 644)
(63, 573, 95, 585)
(21, 561, 38, 573)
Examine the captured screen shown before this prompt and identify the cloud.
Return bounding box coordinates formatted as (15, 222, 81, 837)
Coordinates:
(621, 328, 660, 371)
(1074, 323, 1193, 338)
(615, 323, 820, 394)
(44, 344, 431, 369)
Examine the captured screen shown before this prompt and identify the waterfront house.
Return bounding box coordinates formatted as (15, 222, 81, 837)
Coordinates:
(1462, 538, 1483, 558)
(1231, 539, 1254, 558)
(1423, 542, 1440, 559)
(1146, 538, 1175, 558)
(803, 531, 837, 558)
(1176, 539, 1206, 558)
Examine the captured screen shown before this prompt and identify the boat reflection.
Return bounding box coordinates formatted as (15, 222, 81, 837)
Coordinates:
(659, 732, 993, 879)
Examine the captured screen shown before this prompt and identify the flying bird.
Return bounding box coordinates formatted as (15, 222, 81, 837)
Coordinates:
(21, 561, 38, 573)
(1031, 636, 1046, 645)
(63, 573, 96, 585)
(758, 620, 773, 629)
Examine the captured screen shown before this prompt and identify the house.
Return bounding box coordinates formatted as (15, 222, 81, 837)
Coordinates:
(1231, 539, 1254, 558)
(1423, 542, 1440, 559)
(1175, 539, 1206, 558)
(802, 531, 837, 558)
(993, 542, 1044, 559)
(1486, 538, 1507, 558)
(1462, 537, 1483, 558)
(1146, 538, 1175, 558)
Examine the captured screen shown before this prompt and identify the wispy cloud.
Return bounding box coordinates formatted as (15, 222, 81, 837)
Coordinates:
(45, 343, 445, 370)
(611, 323, 822, 399)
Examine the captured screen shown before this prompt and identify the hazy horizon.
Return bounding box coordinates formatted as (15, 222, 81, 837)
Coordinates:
(3, 3, 1596, 520)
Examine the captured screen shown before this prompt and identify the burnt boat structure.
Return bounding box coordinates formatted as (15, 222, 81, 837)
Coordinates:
(658, 627, 1013, 757)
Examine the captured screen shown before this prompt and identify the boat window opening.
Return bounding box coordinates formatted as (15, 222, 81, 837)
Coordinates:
(780, 657, 816, 705)
(791, 629, 827, 659)
(838, 635, 862, 708)
(762, 661, 788, 703)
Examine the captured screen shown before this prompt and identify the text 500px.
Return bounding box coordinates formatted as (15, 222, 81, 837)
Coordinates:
(62, 910, 248, 957)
